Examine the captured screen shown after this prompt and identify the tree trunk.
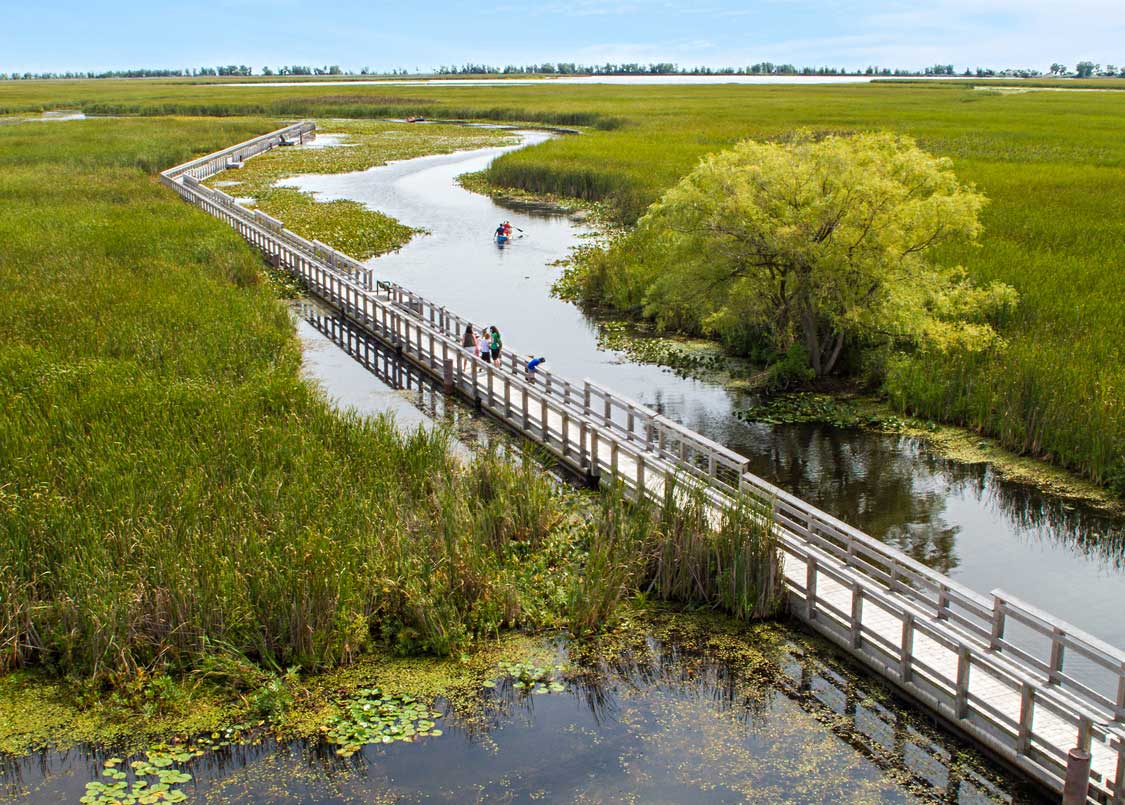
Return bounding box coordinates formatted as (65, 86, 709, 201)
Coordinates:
(822, 331, 846, 375)
(802, 310, 822, 376)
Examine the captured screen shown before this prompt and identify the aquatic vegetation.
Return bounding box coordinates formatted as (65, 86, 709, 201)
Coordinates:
(738, 394, 928, 433)
(82, 750, 198, 805)
(8, 606, 1039, 803)
(244, 186, 415, 260)
(324, 688, 444, 757)
(593, 320, 739, 379)
(482, 661, 568, 694)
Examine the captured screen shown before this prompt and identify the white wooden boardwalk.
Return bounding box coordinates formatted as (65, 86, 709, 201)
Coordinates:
(161, 122, 1124, 803)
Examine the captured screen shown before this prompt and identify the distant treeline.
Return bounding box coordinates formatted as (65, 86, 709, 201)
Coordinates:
(3, 60, 1124, 81)
(431, 62, 1057, 77)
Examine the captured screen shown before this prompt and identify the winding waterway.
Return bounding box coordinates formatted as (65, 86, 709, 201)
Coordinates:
(288, 131, 1125, 649)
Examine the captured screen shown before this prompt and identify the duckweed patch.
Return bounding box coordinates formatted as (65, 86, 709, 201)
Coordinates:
(737, 393, 924, 432)
(483, 661, 568, 694)
(595, 320, 745, 379)
(82, 744, 205, 805)
(324, 688, 444, 757)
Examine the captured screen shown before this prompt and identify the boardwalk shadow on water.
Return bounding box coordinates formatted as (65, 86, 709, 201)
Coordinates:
(0, 613, 1049, 804)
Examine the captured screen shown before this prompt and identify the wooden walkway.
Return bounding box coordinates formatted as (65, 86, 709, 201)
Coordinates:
(161, 122, 1125, 803)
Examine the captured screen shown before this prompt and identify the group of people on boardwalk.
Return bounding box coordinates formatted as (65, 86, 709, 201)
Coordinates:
(461, 322, 546, 379)
(463, 323, 504, 364)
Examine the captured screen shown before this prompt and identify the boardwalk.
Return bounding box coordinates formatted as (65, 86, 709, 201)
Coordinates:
(161, 122, 1125, 803)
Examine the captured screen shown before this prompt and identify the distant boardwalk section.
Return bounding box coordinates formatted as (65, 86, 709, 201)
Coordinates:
(161, 122, 1125, 803)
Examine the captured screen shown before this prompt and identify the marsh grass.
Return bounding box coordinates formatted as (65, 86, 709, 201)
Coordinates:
(568, 480, 783, 632)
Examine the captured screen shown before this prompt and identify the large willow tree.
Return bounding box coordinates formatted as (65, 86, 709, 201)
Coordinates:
(631, 132, 1017, 376)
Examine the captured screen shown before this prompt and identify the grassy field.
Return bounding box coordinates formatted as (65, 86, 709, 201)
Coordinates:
(0, 114, 780, 684)
(5, 81, 1122, 490)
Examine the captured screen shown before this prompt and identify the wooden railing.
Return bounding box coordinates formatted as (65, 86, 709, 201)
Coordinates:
(164, 122, 1125, 804)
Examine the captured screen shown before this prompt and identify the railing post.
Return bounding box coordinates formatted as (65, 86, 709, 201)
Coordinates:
(805, 557, 818, 621)
(583, 381, 591, 414)
(1111, 736, 1124, 805)
(442, 359, 454, 395)
(1077, 715, 1092, 753)
(1016, 682, 1034, 754)
(1048, 627, 1065, 685)
(989, 599, 1006, 651)
(1116, 662, 1125, 723)
(1061, 748, 1091, 805)
(954, 646, 970, 719)
(936, 584, 949, 620)
(900, 612, 915, 684)
(850, 584, 863, 649)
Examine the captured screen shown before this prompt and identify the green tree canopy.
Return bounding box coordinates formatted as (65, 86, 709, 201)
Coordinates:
(627, 131, 1017, 376)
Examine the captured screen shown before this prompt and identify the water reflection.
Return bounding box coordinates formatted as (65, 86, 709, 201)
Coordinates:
(0, 617, 1047, 804)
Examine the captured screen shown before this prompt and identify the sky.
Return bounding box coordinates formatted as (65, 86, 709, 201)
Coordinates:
(2, 0, 1122, 74)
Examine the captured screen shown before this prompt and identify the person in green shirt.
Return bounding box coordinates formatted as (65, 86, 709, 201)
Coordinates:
(489, 326, 503, 364)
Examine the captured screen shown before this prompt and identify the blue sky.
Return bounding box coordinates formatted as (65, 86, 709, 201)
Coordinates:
(3, 0, 1122, 73)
